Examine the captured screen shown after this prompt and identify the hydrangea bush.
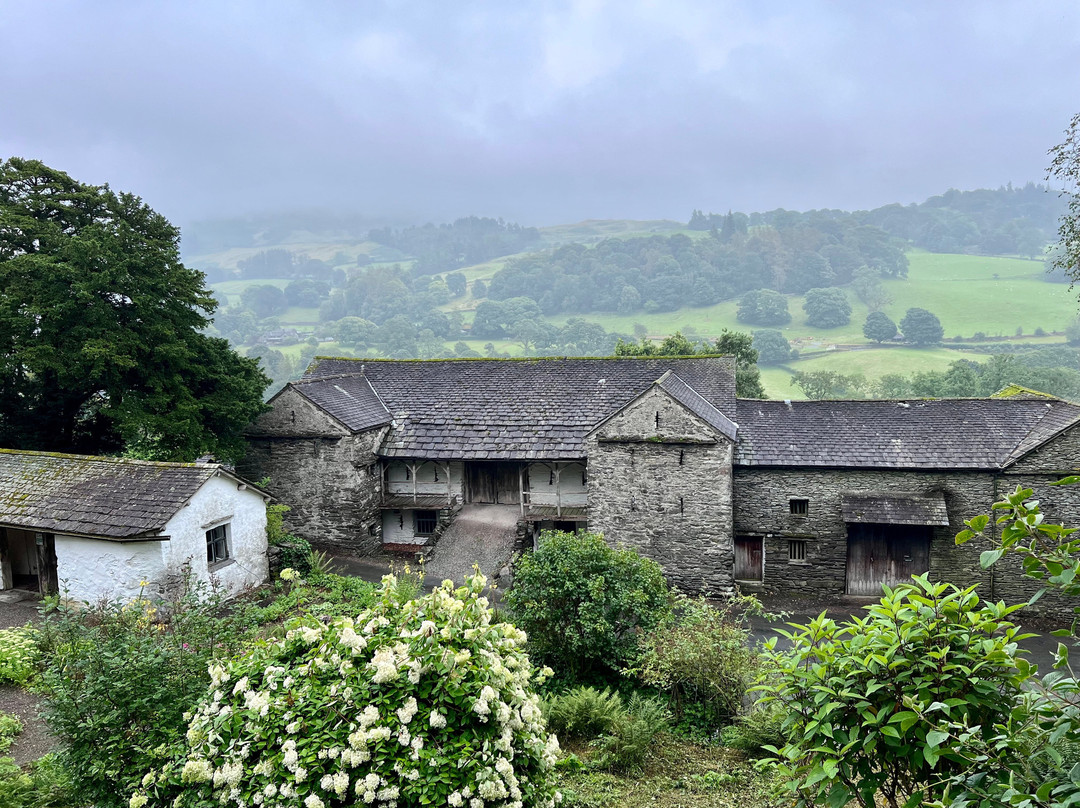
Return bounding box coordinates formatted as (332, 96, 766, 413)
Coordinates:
(132, 573, 561, 808)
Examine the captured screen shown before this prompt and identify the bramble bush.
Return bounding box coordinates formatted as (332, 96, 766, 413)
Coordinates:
(132, 573, 562, 808)
(756, 576, 1030, 808)
(36, 575, 252, 808)
(0, 626, 39, 685)
(505, 530, 669, 678)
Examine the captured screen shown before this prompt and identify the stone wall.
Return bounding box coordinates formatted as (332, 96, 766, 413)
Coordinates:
(239, 428, 387, 556)
(587, 386, 735, 595)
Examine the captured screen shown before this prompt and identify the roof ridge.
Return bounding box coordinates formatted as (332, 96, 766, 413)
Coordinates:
(0, 448, 218, 470)
(308, 354, 734, 366)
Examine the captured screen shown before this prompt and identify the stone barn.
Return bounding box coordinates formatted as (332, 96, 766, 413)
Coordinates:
(240, 356, 1080, 606)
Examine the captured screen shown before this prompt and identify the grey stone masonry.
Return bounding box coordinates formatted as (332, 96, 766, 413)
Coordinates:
(732, 468, 997, 598)
(240, 389, 388, 555)
(588, 385, 735, 595)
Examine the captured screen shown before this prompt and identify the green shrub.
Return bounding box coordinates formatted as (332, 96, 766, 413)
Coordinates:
(543, 686, 625, 740)
(240, 570, 378, 626)
(592, 694, 670, 773)
(36, 575, 252, 808)
(132, 573, 562, 808)
(0, 626, 39, 685)
(755, 576, 1030, 808)
(0, 712, 22, 754)
(277, 536, 313, 576)
(630, 593, 761, 732)
(506, 530, 669, 677)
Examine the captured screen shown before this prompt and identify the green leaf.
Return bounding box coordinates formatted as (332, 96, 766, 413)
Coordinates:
(925, 729, 949, 748)
(980, 548, 1005, 568)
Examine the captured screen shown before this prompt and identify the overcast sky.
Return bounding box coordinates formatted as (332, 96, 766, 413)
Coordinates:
(2, 1, 1079, 230)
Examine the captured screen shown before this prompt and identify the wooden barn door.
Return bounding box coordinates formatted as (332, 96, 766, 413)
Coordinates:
(846, 524, 930, 595)
(734, 536, 763, 581)
(466, 464, 497, 503)
(495, 464, 520, 505)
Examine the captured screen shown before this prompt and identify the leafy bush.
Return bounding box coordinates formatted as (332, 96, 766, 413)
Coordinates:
(36, 576, 251, 808)
(277, 536, 313, 576)
(506, 530, 669, 677)
(0, 626, 39, 685)
(132, 573, 562, 808)
(756, 576, 1030, 808)
(629, 593, 761, 731)
(240, 570, 379, 626)
(0, 755, 75, 808)
(0, 712, 22, 754)
(591, 694, 670, 773)
(543, 686, 625, 740)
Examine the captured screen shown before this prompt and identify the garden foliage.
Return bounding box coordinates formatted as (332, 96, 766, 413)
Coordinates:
(0, 626, 38, 685)
(132, 573, 562, 808)
(0, 712, 21, 754)
(36, 578, 250, 808)
(756, 576, 1030, 808)
(630, 593, 762, 730)
(505, 530, 669, 678)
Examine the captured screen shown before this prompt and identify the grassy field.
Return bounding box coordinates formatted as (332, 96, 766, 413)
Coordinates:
(758, 345, 989, 399)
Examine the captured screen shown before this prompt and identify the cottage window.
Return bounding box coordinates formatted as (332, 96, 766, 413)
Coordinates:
(206, 523, 230, 566)
(414, 510, 438, 536)
(788, 539, 807, 562)
(789, 498, 809, 515)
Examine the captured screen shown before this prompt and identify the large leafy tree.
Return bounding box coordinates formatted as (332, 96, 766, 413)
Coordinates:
(1049, 112, 1080, 283)
(0, 158, 268, 460)
(899, 306, 944, 345)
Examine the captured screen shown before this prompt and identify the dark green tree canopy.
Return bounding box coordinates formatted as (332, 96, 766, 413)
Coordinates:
(802, 287, 852, 328)
(0, 158, 268, 460)
(862, 311, 898, 343)
(752, 329, 795, 365)
(900, 307, 944, 345)
(736, 288, 791, 326)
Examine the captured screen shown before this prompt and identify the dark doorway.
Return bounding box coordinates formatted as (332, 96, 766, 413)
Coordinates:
(465, 463, 521, 505)
(845, 523, 930, 596)
(36, 533, 58, 596)
(734, 535, 763, 581)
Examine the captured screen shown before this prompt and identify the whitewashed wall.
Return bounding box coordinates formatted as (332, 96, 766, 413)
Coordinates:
(385, 461, 463, 499)
(527, 462, 588, 507)
(381, 509, 429, 545)
(161, 474, 269, 597)
(56, 536, 164, 602)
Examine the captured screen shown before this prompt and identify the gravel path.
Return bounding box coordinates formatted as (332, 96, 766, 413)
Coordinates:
(422, 504, 520, 587)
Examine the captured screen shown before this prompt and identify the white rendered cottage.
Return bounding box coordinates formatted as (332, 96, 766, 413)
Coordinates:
(0, 449, 271, 602)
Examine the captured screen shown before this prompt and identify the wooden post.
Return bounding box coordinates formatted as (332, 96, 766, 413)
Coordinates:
(555, 463, 563, 518)
(410, 462, 418, 504)
(0, 527, 11, 591)
(519, 465, 525, 517)
(446, 462, 452, 505)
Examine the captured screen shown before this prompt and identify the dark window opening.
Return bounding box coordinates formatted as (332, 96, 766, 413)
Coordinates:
(789, 539, 807, 562)
(655, 411, 660, 428)
(414, 510, 438, 536)
(554, 520, 578, 533)
(679, 450, 684, 465)
(206, 524, 230, 565)
(789, 498, 809, 515)
(679, 497, 684, 514)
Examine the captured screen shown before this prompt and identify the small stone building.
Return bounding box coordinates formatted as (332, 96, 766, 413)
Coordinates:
(240, 356, 1080, 606)
(0, 450, 271, 602)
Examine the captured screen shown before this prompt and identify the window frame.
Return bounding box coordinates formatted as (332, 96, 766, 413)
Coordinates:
(205, 522, 231, 567)
(788, 539, 808, 563)
(413, 510, 438, 537)
(789, 498, 810, 516)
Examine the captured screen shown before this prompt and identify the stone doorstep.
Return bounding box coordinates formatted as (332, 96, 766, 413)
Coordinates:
(0, 589, 38, 604)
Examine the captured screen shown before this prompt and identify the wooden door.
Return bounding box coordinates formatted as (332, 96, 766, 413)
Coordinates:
(36, 533, 58, 596)
(466, 464, 497, 503)
(734, 536, 763, 581)
(846, 524, 930, 595)
(496, 464, 520, 505)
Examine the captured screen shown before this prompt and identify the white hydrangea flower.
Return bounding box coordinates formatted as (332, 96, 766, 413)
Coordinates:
(448, 791, 464, 807)
(396, 697, 418, 725)
(129, 793, 148, 808)
(180, 759, 213, 784)
(304, 795, 324, 808)
(232, 677, 250, 695)
(429, 710, 447, 729)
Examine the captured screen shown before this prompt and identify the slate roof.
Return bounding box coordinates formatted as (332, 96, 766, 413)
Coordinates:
(734, 398, 1080, 469)
(0, 450, 259, 541)
(290, 374, 391, 433)
(841, 493, 950, 526)
(658, 372, 739, 441)
(296, 357, 737, 460)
